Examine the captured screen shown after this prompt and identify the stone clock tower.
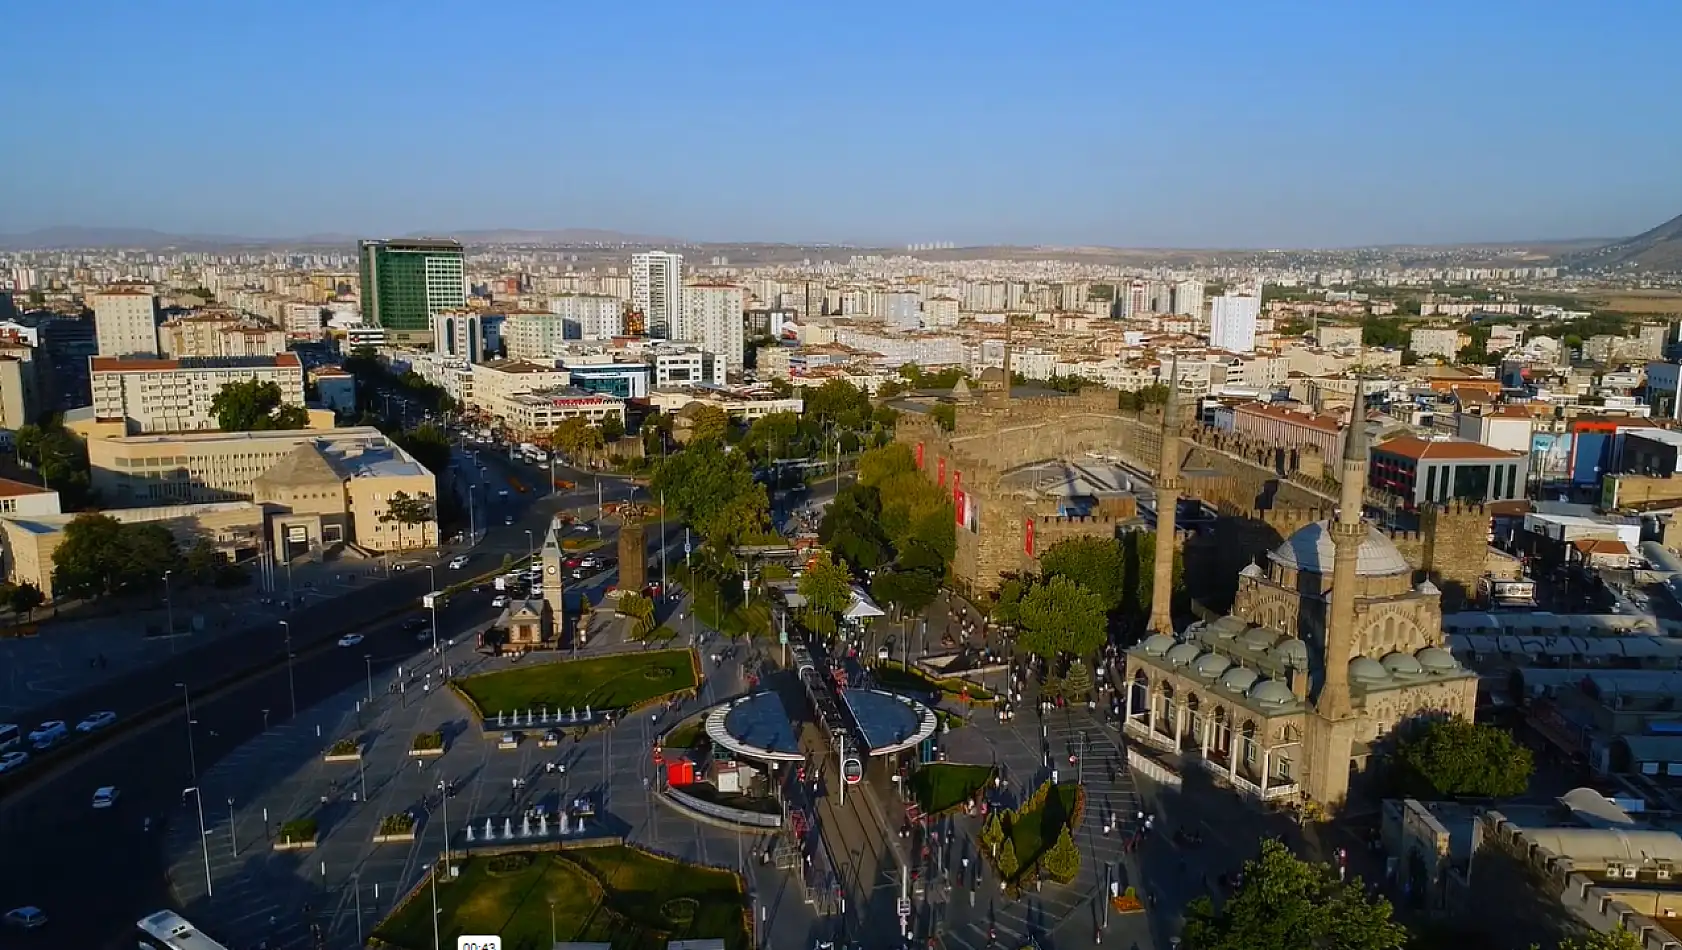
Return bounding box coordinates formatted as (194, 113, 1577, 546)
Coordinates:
(540, 524, 566, 644)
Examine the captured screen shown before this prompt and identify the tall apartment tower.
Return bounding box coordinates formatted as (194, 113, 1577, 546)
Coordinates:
(358, 239, 466, 343)
(91, 288, 159, 358)
(1172, 279, 1205, 319)
(1209, 289, 1262, 353)
(631, 251, 683, 337)
(678, 283, 746, 372)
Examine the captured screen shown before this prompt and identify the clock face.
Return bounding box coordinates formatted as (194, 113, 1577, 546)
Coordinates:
(546, 565, 558, 574)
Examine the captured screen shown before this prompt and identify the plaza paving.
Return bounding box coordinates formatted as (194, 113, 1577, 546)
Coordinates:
(160, 597, 818, 950)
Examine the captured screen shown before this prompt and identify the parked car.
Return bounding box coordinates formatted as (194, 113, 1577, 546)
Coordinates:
(91, 786, 119, 809)
(0, 751, 28, 773)
(75, 712, 116, 733)
(2, 907, 46, 930)
(337, 634, 364, 648)
(27, 721, 67, 749)
(449, 555, 470, 570)
(491, 595, 509, 609)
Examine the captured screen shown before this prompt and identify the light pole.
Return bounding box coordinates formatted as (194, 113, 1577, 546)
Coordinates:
(548, 899, 556, 947)
(354, 872, 364, 945)
(163, 569, 175, 644)
(364, 654, 374, 703)
(184, 785, 212, 897)
(430, 861, 441, 950)
(227, 796, 237, 854)
(279, 621, 297, 718)
(438, 779, 450, 863)
(177, 683, 199, 787)
(424, 564, 439, 653)
(525, 529, 534, 566)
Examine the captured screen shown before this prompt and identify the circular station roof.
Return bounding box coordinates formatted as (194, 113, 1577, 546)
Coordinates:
(702, 689, 937, 762)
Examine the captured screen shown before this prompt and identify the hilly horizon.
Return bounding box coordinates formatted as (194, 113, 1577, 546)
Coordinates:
(1, 219, 1679, 266)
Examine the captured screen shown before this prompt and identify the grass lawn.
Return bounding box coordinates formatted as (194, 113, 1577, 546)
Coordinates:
(910, 762, 994, 814)
(1009, 783, 1081, 871)
(455, 649, 697, 716)
(373, 846, 749, 950)
(636, 624, 680, 643)
(875, 661, 995, 703)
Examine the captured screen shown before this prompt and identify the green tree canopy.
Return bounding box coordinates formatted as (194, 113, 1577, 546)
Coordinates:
(211, 378, 309, 431)
(1558, 927, 1644, 950)
(598, 413, 625, 442)
(52, 514, 181, 600)
(798, 551, 852, 617)
(15, 417, 92, 508)
(685, 404, 730, 444)
(1040, 536, 1127, 612)
(653, 439, 771, 555)
(1181, 839, 1407, 950)
(803, 379, 873, 430)
(549, 417, 606, 457)
(393, 422, 451, 476)
(1392, 717, 1533, 799)
(1016, 575, 1107, 659)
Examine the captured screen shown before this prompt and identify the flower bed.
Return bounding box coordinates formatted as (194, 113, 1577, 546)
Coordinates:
(325, 737, 362, 761)
(276, 816, 318, 850)
(375, 812, 417, 843)
(1111, 887, 1144, 914)
(409, 731, 445, 756)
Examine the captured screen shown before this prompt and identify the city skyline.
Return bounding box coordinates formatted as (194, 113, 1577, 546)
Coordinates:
(4, 0, 1680, 248)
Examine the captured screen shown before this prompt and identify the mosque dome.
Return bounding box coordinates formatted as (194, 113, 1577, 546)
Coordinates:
(1140, 634, 1176, 657)
(1269, 521, 1412, 577)
(1219, 667, 1261, 694)
(1270, 638, 1310, 669)
(1192, 654, 1233, 680)
(1239, 627, 1279, 651)
(1249, 680, 1296, 707)
(1382, 652, 1427, 678)
(1349, 656, 1390, 684)
(1164, 642, 1203, 667)
(1416, 646, 1460, 672)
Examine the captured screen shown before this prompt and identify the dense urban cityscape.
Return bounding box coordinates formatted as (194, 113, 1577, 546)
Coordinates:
(4, 2, 1682, 949)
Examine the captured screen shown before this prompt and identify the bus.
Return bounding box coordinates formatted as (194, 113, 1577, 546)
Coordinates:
(136, 910, 233, 950)
(0, 723, 19, 752)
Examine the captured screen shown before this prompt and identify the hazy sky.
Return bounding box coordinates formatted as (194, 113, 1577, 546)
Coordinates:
(4, 0, 1679, 248)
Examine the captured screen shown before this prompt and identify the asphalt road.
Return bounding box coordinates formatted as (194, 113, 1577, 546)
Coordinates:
(0, 451, 647, 950)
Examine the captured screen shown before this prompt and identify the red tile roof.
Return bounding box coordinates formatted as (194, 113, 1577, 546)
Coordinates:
(1373, 436, 1525, 461)
(0, 477, 52, 498)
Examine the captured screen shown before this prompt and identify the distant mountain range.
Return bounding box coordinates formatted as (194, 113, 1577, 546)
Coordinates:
(1557, 211, 1682, 273)
(0, 226, 679, 250)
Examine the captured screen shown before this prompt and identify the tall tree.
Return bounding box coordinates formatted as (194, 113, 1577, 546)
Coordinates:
(211, 379, 309, 431)
(1181, 839, 1407, 950)
(684, 404, 730, 444)
(378, 491, 436, 550)
(798, 551, 853, 618)
(1040, 536, 1127, 612)
(1393, 717, 1533, 799)
(52, 514, 180, 600)
(1016, 575, 1107, 659)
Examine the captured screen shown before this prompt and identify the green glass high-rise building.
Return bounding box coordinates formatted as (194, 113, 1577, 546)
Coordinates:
(358, 239, 466, 341)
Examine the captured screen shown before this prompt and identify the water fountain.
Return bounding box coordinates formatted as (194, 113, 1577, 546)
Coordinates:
(496, 711, 506, 727)
(568, 706, 577, 723)
(484, 818, 495, 840)
(559, 812, 570, 835)
(584, 704, 592, 721)
(503, 818, 513, 838)
(539, 814, 549, 836)
(541, 707, 549, 724)
(465, 825, 475, 842)
(521, 815, 532, 837)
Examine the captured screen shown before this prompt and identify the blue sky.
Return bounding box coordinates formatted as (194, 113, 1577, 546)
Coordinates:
(3, 0, 1679, 248)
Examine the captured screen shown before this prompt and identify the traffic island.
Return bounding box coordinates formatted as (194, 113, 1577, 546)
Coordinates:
(373, 812, 417, 844)
(979, 780, 1085, 892)
(909, 762, 996, 818)
(274, 816, 319, 852)
(323, 737, 362, 762)
(408, 731, 445, 757)
(370, 845, 750, 950)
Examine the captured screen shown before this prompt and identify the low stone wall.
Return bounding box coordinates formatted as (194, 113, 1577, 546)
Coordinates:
(1127, 748, 1182, 790)
(660, 787, 783, 830)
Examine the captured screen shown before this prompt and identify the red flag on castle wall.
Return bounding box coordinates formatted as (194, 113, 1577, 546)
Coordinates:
(916, 442, 925, 469)
(954, 471, 962, 495)
(937, 458, 946, 487)
(1025, 518, 1036, 556)
(955, 490, 966, 525)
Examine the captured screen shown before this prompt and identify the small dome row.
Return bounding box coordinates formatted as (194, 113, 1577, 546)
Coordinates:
(1139, 638, 1461, 691)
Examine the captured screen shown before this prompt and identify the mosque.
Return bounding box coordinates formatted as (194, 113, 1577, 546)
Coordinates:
(1122, 383, 1478, 807)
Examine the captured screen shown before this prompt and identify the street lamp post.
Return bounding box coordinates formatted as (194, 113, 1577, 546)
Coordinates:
(364, 654, 374, 703)
(184, 785, 212, 897)
(279, 621, 297, 719)
(424, 564, 439, 653)
(163, 569, 175, 645)
(438, 779, 450, 863)
(525, 529, 534, 566)
(227, 797, 237, 855)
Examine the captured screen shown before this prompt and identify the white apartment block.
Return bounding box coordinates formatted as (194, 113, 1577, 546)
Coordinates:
(872, 291, 922, 330)
(547, 294, 625, 341)
(1173, 279, 1205, 317)
(284, 302, 324, 340)
(1210, 292, 1262, 353)
(392, 351, 474, 405)
(678, 283, 745, 372)
(159, 314, 288, 359)
(467, 359, 572, 419)
(1409, 327, 1464, 360)
(831, 329, 964, 367)
(924, 296, 960, 327)
(498, 389, 626, 436)
(90, 354, 306, 434)
(655, 348, 726, 387)
(429, 310, 482, 363)
(631, 251, 683, 336)
(92, 289, 160, 358)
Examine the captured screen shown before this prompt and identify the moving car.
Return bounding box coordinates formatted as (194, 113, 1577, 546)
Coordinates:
(2, 907, 46, 930)
(337, 634, 364, 648)
(449, 555, 470, 570)
(0, 751, 28, 773)
(75, 711, 117, 733)
(504, 515, 514, 525)
(91, 786, 119, 809)
(491, 595, 509, 609)
(27, 721, 67, 749)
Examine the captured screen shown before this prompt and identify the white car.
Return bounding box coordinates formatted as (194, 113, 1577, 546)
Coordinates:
(2, 907, 45, 930)
(449, 556, 470, 570)
(27, 721, 66, 749)
(91, 786, 119, 809)
(491, 595, 509, 609)
(75, 711, 117, 733)
(337, 634, 364, 648)
(0, 751, 27, 773)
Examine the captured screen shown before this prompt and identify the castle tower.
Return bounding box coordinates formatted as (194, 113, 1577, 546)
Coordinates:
(540, 524, 566, 641)
(1318, 384, 1367, 720)
(1147, 358, 1181, 635)
(984, 323, 1013, 407)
